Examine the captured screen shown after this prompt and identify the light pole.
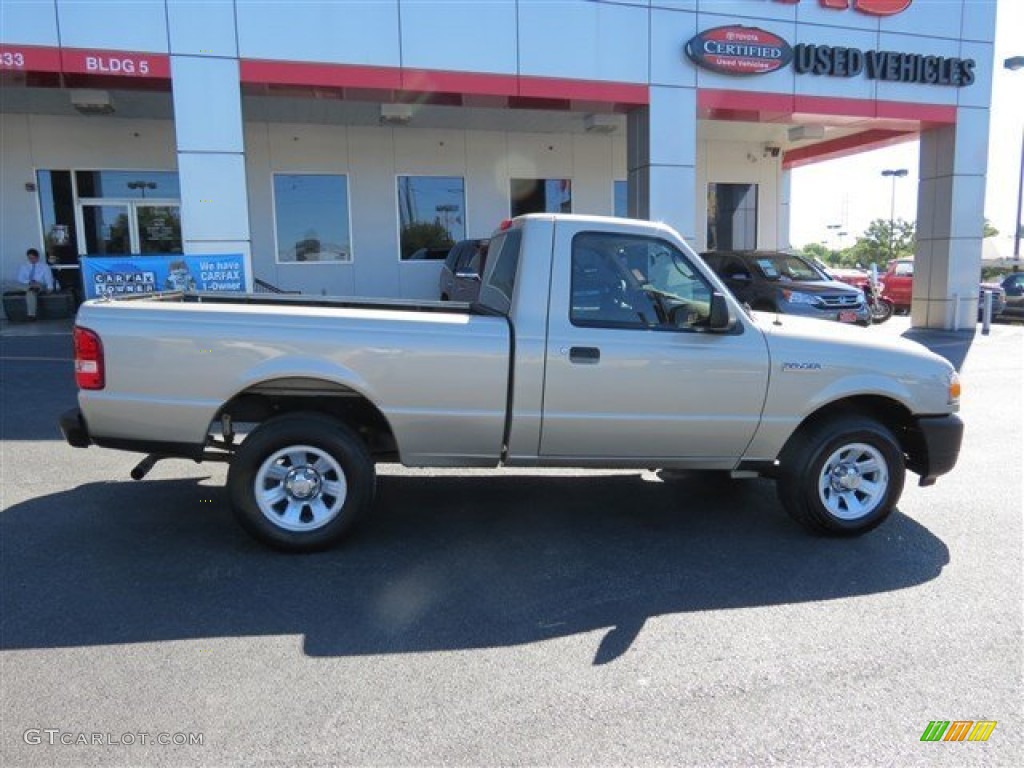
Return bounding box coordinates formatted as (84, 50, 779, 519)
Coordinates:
(1007, 56, 1024, 260)
(127, 180, 157, 199)
(881, 168, 908, 262)
(826, 223, 842, 262)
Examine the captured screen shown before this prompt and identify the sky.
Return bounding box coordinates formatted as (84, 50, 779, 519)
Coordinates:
(789, 0, 1022, 258)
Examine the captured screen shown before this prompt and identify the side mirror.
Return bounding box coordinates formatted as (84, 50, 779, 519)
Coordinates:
(709, 292, 731, 331)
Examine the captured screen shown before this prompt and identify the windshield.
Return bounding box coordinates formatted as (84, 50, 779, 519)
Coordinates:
(753, 253, 825, 282)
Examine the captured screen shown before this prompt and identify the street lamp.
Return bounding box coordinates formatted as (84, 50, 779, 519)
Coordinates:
(881, 168, 908, 261)
(127, 180, 157, 198)
(1006, 56, 1024, 260)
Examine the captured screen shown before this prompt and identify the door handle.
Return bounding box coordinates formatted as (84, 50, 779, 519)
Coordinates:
(569, 346, 600, 364)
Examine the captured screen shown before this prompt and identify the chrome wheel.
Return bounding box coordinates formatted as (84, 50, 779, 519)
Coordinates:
(254, 444, 348, 532)
(816, 442, 888, 521)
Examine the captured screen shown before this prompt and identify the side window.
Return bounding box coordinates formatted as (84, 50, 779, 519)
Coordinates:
(895, 262, 914, 277)
(455, 245, 476, 273)
(723, 257, 751, 280)
(478, 229, 523, 315)
(570, 232, 715, 331)
(467, 242, 487, 275)
(444, 245, 462, 271)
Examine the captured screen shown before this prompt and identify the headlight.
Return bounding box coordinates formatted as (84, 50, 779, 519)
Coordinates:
(948, 371, 961, 406)
(781, 290, 819, 306)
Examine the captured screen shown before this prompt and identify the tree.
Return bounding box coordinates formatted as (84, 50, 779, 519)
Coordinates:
(856, 218, 915, 265)
(800, 242, 833, 263)
(983, 218, 998, 238)
(399, 221, 454, 259)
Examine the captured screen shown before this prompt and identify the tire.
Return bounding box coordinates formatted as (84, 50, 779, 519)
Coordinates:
(776, 415, 905, 536)
(870, 298, 894, 324)
(227, 413, 375, 552)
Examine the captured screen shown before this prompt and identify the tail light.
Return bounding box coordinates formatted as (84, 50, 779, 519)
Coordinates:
(74, 326, 105, 390)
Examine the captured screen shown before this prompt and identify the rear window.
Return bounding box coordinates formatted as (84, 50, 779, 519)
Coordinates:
(477, 228, 523, 315)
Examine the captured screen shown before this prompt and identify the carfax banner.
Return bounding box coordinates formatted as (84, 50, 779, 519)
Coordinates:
(81, 254, 247, 299)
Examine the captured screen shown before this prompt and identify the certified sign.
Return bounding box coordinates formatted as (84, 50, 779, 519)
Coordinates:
(686, 26, 793, 76)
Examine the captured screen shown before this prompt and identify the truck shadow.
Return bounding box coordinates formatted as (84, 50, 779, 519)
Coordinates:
(0, 472, 949, 665)
(901, 327, 974, 371)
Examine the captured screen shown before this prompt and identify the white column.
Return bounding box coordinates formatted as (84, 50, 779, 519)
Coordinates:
(779, 168, 792, 250)
(167, 1, 252, 288)
(627, 86, 698, 244)
(913, 106, 990, 330)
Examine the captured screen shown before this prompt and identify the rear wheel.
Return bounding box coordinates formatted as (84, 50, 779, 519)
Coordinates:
(227, 413, 375, 552)
(776, 415, 904, 535)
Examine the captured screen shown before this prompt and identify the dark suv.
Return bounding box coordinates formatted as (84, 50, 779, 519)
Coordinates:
(439, 239, 489, 302)
(702, 250, 871, 326)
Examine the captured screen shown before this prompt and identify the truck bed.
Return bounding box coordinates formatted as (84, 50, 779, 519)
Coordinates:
(74, 292, 512, 466)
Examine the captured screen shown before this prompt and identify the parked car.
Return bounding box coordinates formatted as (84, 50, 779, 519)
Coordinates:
(701, 250, 870, 326)
(880, 258, 1006, 320)
(998, 271, 1024, 315)
(439, 238, 489, 301)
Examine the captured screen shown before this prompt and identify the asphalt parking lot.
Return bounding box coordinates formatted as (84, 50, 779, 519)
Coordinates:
(1, 316, 1021, 767)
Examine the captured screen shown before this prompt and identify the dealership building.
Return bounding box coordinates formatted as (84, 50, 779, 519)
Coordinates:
(0, 0, 997, 328)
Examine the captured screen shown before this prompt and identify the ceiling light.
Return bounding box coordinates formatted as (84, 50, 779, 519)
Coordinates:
(584, 114, 618, 134)
(380, 104, 413, 125)
(787, 124, 825, 142)
(70, 89, 115, 115)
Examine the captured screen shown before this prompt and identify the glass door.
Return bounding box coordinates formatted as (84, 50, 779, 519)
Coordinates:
(136, 204, 182, 254)
(81, 204, 132, 254)
(77, 202, 182, 254)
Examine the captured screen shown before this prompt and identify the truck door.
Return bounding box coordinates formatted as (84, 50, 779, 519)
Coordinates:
(540, 227, 770, 462)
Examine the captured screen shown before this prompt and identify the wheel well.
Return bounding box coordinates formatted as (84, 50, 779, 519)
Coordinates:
(782, 395, 920, 468)
(216, 377, 398, 460)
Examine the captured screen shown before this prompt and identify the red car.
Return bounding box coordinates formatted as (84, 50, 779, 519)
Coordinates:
(881, 258, 1006, 319)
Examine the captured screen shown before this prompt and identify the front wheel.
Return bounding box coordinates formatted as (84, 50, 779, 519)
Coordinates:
(776, 415, 905, 536)
(869, 297, 894, 324)
(227, 413, 375, 552)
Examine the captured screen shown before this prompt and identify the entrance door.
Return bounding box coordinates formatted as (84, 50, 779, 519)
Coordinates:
(78, 201, 182, 255)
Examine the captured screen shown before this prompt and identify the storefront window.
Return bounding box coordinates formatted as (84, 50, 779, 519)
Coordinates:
(707, 183, 758, 251)
(75, 170, 180, 200)
(397, 176, 465, 260)
(273, 174, 352, 262)
(511, 178, 572, 217)
(613, 180, 628, 218)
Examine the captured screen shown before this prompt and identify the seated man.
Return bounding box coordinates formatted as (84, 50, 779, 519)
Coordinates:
(15, 248, 54, 321)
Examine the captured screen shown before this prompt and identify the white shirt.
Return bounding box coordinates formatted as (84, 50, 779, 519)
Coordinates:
(16, 259, 54, 291)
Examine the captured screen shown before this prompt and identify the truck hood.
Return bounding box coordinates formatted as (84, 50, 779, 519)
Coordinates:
(750, 311, 958, 414)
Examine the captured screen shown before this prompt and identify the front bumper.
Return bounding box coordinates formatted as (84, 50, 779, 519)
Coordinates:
(60, 407, 91, 448)
(782, 302, 871, 326)
(908, 414, 964, 486)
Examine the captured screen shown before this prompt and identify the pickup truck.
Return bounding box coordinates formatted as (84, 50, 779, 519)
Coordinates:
(61, 214, 963, 552)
